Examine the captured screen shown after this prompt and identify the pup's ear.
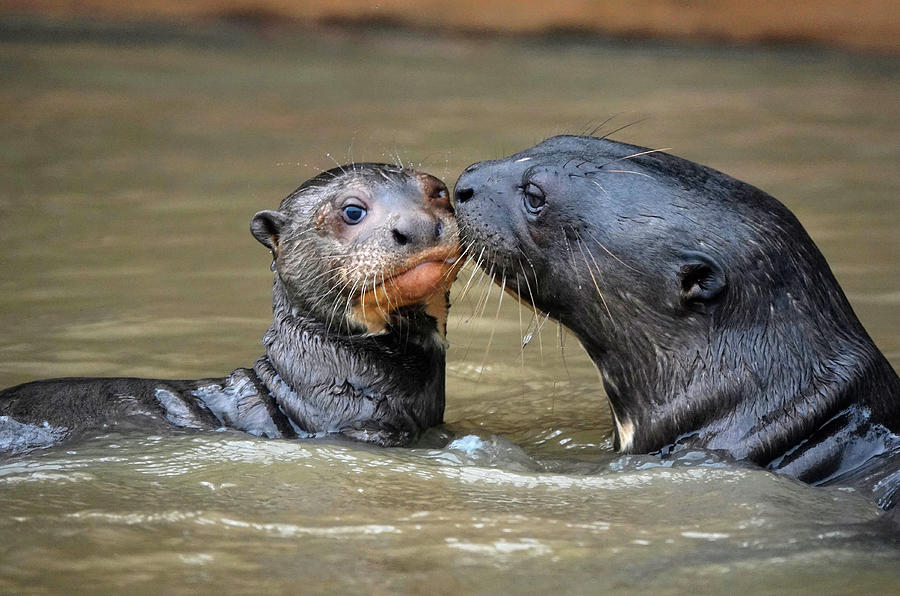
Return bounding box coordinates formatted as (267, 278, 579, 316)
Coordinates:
(250, 210, 289, 254)
(678, 251, 726, 304)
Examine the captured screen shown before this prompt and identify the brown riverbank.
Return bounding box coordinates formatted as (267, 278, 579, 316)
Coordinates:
(0, 0, 898, 53)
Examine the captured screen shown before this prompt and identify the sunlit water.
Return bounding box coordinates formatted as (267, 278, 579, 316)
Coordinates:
(0, 19, 898, 594)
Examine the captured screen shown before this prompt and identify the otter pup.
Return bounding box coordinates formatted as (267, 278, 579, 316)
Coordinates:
(453, 135, 899, 510)
(0, 163, 462, 454)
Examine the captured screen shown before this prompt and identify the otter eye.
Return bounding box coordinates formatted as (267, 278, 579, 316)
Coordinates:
(523, 183, 546, 214)
(341, 204, 367, 225)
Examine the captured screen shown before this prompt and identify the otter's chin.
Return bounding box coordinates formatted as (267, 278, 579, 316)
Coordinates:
(386, 260, 454, 302)
(351, 256, 464, 335)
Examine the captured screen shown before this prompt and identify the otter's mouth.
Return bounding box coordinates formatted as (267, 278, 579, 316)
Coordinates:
(382, 255, 463, 302)
(368, 246, 464, 305)
(351, 246, 464, 334)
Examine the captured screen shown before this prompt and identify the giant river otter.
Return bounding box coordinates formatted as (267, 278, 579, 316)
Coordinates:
(0, 163, 462, 454)
(453, 135, 899, 510)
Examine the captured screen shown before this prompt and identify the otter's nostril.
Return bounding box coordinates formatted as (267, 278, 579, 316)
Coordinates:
(392, 229, 410, 246)
(435, 221, 444, 238)
(455, 187, 474, 203)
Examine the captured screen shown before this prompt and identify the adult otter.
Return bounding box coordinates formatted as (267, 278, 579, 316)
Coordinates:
(453, 135, 900, 510)
(0, 163, 462, 454)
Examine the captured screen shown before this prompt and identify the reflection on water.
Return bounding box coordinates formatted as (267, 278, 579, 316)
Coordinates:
(0, 19, 898, 594)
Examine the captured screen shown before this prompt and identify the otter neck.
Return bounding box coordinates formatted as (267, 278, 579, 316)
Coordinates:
(575, 306, 900, 476)
(252, 277, 447, 439)
(261, 277, 444, 385)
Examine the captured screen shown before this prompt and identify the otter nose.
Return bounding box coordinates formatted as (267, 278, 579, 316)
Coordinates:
(391, 213, 442, 249)
(454, 187, 474, 203)
(454, 162, 485, 205)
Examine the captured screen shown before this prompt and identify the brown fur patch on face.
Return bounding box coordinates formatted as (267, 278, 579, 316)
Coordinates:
(417, 173, 452, 210)
(348, 252, 464, 335)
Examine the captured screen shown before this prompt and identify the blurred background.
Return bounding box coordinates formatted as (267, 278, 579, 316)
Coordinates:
(0, 0, 896, 386)
(3, 0, 899, 52)
(0, 3, 898, 593)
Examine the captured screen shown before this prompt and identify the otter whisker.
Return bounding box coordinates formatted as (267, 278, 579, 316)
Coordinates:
(475, 263, 496, 322)
(291, 267, 342, 312)
(589, 178, 610, 196)
(381, 269, 396, 313)
(515, 246, 540, 296)
(517, 259, 546, 360)
(457, 269, 492, 358)
(305, 276, 345, 316)
(514, 273, 529, 401)
(515, 270, 526, 364)
(331, 275, 360, 326)
(381, 269, 404, 335)
(451, 261, 478, 301)
(574, 231, 616, 328)
(596, 117, 649, 142)
(320, 285, 347, 335)
(478, 274, 506, 377)
(468, 256, 495, 322)
(315, 252, 361, 260)
(461, 263, 491, 325)
(605, 169, 656, 180)
(323, 152, 347, 174)
(582, 229, 641, 273)
(453, 238, 474, 267)
(453, 261, 490, 334)
(308, 266, 345, 295)
(562, 227, 583, 290)
(440, 246, 470, 286)
(556, 320, 573, 385)
(328, 278, 360, 334)
(357, 274, 371, 324)
(575, 175, 610, 197)
(301, 264, 347, 286)
(586, 114, 620, 137)
(458, 245, 487, 303)
(370, 273, 384, 313)
(523, 310, 550, 352)
(598, 148, 672, 169)
(439, 244, 467, 284)
(278, 227, 318, 241)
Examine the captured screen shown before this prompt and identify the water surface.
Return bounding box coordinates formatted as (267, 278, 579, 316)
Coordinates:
(0, 20, 898, 594)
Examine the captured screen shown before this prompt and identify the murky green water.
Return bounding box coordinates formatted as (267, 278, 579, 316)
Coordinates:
(1, 19, 898, 594)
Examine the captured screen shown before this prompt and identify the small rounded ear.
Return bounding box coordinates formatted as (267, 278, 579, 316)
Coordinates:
(250, 210, 289, 253)
(679, 251, 726, 304)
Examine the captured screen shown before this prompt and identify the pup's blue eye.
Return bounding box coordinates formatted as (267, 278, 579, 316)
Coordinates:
(341, 204, 367, 224)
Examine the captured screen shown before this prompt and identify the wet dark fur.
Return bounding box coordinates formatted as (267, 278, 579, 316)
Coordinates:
(0, 163, 456, 454)
(454, 135, 900, 510)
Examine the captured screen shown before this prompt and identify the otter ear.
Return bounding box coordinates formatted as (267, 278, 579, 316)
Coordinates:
(678, 251, 725, 304)
(250, 210, 289, 253)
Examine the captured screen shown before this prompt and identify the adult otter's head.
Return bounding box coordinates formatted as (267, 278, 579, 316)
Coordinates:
(453, 136, 738, 338)
(454, 135, 899, 481)
(251, 163, 462, 336)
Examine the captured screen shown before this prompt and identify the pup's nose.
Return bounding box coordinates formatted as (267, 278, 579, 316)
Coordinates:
(391, 213, 441, 250)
